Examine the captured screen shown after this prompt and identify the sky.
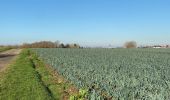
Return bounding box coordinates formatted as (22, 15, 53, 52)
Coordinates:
(0, 0, 170, 47)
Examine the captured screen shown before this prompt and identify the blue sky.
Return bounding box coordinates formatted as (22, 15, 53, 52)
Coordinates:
(0, 0, 170, 46)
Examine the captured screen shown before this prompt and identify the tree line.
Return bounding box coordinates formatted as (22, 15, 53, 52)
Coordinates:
(21, 41, 80, 48)
(1, 41, 138, 49)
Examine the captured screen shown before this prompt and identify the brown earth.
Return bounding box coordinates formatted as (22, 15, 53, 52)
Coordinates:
(0, 49, 21, 71)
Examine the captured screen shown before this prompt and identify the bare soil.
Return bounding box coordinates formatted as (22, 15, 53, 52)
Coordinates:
(0, 49, 21, 71)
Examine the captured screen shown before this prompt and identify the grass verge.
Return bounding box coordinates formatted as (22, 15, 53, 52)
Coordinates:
(0, 47, 12, 52)
(30, 50, 79, 100)
(0, 49, 81, 100)
(0, 49, 53, 100)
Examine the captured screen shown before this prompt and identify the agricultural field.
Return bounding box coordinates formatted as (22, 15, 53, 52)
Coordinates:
(33, 48, 170, 100)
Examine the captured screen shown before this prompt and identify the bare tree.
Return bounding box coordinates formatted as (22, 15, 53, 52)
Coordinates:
(21, 41, 81, 48)
(64, 43, 80, 48)
(59, 43, 65, 48)
(54, 40, 60, 48)
(124, 41, 137, 48)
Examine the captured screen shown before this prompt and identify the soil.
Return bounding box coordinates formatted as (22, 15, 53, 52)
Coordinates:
(0, 49, 21, 71)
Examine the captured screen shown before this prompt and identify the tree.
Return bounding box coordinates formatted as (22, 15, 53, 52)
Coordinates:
(64, 43, 80, 48)
(59, 43, 65, 48)
(21, 41, 81, 48)
(124, 41, 137, 48)
(54, 40, 60, 48)
(73, 43, 80, 48)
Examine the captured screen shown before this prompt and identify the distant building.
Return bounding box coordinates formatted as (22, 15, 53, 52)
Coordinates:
(153, 45, 162, 48)
(153, 45, 170, 48)
(140, 45, 170, 48)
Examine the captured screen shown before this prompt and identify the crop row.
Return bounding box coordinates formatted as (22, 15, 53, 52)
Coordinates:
(33, 48, 170, 100)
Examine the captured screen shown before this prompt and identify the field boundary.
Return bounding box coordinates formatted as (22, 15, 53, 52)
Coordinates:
(30, 50, 81, 100)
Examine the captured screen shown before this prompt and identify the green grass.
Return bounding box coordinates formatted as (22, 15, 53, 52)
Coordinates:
(0, 49, 78, 100)
(0, 47, 11, 52)
(30, 51, 78, 100)
(0, 49, 53, 100)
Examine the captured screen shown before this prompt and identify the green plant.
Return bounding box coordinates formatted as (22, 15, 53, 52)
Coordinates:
(69, 89, 88, 100)
(33, 48, 170, 100)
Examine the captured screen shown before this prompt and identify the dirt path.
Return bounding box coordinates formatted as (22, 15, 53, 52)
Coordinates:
(0, 49, 22, 71)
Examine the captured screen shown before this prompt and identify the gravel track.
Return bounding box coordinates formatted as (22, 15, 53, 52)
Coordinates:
(0, 49, 21, 71)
